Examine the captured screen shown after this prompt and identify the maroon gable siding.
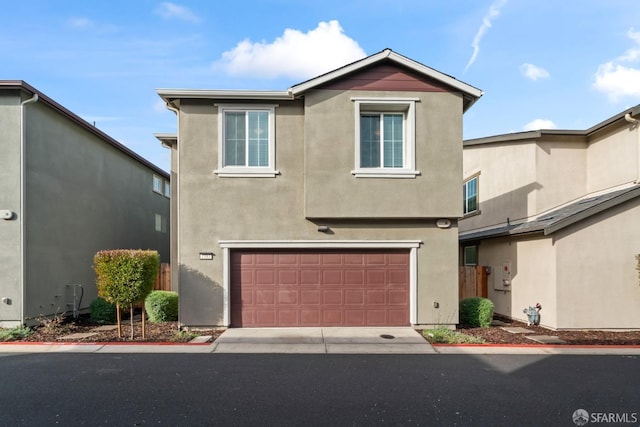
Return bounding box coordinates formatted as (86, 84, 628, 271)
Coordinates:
(318, 63, 450, 92)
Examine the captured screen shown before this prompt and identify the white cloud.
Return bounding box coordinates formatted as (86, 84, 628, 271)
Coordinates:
(67, 17, 117, 33)
(155, 2, 201, 23)
(520, 63, 550, 81)
(214, 20, 366, 80)
(593, 28, 640, 102)
(465, 0, 508, 72)
(523, 119, 556, 131)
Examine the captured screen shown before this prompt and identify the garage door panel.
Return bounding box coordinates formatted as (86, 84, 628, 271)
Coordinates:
(278, 270, 298, 285)
(231, 249, 410, 327)
(322, 270, 343, 285)
(256, 290, 276, 305)
(345, 289, 365, 305)
(366, 289, 386, 305)
(366, 270, 387, 286)
(300, 290, 320, 304)
(389, 289, 409, 305)
(301, 269, 320, 285)
(300, 310, 320, 325)
(278, 290, 298, 304)
(322, 290, 343, 305)
(322, 309, 343, 325)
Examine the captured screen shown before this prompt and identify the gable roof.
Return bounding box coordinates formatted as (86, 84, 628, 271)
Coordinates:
(158, 49, 482, 112)
(289, 49, 482, 112)
(459, 184, 640, 242)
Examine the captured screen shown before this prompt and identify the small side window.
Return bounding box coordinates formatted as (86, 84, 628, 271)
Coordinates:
(153, 175, 163, 194)
(463, 245, 478, 266)
(463, 175, 479, 215)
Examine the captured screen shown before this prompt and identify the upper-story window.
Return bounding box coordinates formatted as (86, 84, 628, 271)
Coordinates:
(463, 175, 479, 215)
(153, 174, 170, 198)
(153, 175, 163, 194)
(351, 97, 420, 178)
(215, 104, 279, 178)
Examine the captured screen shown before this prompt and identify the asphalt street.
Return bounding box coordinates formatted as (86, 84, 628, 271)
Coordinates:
(1, 353, 639, 426)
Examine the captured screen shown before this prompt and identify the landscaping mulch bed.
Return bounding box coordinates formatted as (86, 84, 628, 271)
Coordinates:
(437, 316, 640, 346)
(15, 314, 223, 343)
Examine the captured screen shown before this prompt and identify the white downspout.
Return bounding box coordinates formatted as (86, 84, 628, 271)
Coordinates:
(624, 113, 640, 184)
(20, 93, 38, 325)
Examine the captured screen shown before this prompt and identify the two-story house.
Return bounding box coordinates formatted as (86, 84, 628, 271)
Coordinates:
(157, 49, 482, 328)
(0, 81, 170, 327)
(460, 105, 640, 329)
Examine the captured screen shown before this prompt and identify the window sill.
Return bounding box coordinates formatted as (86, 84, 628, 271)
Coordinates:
(214, 169, 280, 178)
(351, 169, 421, 179)
(462, 210, 481, 219)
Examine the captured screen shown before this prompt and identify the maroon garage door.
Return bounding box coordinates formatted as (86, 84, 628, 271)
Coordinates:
(230, 249, 410, 327)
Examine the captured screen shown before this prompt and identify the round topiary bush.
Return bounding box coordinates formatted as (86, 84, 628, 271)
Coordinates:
(89, 297, 117, 324)
(145, 291, 179, 323)
(459, 297, 494, 328)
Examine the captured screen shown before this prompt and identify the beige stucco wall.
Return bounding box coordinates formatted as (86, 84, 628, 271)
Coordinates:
(478, 235, 558, 328)
(0, 92, 22, 327)
(461, 141, 538, 231)
(304, 89, 463, 219)
(554, 199, 640, 329)
(175, 95, 463, 327)
(586, 124, 638, 193)
(535, 138, 586, 213)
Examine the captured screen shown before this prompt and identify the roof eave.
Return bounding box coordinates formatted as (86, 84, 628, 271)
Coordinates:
(156, 89, 293, 104)
(1, 80, 169, 178)
(543, 186, 640, 235)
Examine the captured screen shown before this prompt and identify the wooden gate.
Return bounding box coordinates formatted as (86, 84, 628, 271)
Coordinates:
(459, 266, 488, 300)
(154, 263, 171, 291)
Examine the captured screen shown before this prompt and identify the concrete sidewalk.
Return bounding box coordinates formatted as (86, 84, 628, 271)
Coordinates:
(2, 328, 640, 354)
(213, 327, 436, 354)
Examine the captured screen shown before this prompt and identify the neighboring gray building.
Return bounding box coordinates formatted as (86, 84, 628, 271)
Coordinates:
(157, 49, 482, 328)
(0, 81, 170, 327)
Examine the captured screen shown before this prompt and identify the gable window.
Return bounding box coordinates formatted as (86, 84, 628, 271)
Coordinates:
(352, 97, 420, 178)
(215, 104, 279, 177)
(463, 175, 479, 215)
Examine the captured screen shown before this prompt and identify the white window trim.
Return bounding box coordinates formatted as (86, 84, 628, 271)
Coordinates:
(219, 240, 421, 326)
(351, 97, 420, 178)
(463, 174, 479, 215)
(214, 104, 280, 178)
(152, 174, 164, 194)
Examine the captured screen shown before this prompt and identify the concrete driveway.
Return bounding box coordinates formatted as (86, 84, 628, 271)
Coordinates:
(213, 327, 436, 354)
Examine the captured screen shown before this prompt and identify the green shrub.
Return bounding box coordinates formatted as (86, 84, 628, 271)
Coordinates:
(93, 250, 160, 306)
(459, 297, 494, 328)
(422, 327, 485, 344)
(145, 291, 179, 323)
(89, 297, 117, 324)
(0, 326, 32, 342)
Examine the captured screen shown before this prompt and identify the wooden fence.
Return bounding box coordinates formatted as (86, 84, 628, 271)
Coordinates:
(154, 263, 171, 291)
(459, 266, 488, 300)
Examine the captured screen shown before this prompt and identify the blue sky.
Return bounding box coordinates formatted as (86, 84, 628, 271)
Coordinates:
(3, 1, 640, 172)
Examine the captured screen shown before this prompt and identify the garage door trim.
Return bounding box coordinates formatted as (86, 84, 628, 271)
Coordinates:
(219, 240, 421, 326)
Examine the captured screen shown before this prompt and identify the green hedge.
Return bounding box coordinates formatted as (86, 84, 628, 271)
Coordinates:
(145, 291, 179, 323)
(93, 250, 160, 306)
(460, 297, 494, 328)
(89, 297, 117, 324)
